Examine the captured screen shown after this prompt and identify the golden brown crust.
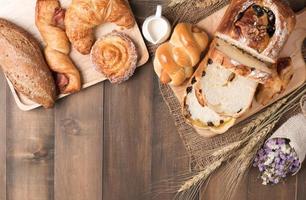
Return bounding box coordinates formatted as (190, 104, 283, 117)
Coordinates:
(65, 0, 135, 55)
(181, 59, 237, 134)
(90, 31, 137, 84)
(154, 23, 209, 86)
(35, 0, 82, 94)
(0, 18, 57, 108)
(256, 57, 294, 105)
(217, 0, 296, 62)
(209, 41, 272, 83)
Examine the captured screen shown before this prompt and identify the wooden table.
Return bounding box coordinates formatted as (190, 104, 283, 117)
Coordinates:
(0, 1, 305, 200)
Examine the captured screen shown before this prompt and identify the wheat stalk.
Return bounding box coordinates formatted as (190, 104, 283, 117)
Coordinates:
(178, 159, 223, 192)
(301, 95, 306, 116)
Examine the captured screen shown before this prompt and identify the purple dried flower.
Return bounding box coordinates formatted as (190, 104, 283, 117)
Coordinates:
(253, 138, 301, 185)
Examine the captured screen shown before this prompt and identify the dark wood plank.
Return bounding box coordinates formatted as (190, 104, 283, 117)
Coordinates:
(297, 164, 306, 200)
(102, 63, 153, 200)
(54, 85, 103, 200)
(6, 95, 54, 200)
(247, 167, 296, 200)
(0, 73, 6, 200)
(200, 165, 248, 200)
(150, 74, 190, 199)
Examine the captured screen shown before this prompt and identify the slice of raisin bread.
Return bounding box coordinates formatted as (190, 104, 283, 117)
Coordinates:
(183, 50, 258, 134)
(193, 51, 258, 117)
(183, 83, 236, 134)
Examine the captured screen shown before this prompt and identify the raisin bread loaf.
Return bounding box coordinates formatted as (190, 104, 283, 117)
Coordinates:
(216, 0, 296, 64)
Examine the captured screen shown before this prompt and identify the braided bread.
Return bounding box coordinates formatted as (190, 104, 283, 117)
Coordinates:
(35, 0, 81, 94)
(154, 23, 209, 86)
(65, 0, 135, 55)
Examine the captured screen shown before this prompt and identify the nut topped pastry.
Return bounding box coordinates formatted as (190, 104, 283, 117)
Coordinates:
(234, 4, 272, 52)
(91, 31, 138, 83)
(216, 0, 296, 64)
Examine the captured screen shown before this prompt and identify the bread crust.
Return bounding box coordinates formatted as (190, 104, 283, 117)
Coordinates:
(154, 23, 209, 86)
(0, 18, 57, 108)
(216, 0, 296, 63)
(209, 41, 272, 84)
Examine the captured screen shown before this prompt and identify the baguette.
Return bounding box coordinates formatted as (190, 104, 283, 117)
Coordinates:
(0, 18, 57, 108)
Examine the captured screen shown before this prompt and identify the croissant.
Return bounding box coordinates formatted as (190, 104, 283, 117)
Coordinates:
(35, 0, 82, 94)
(65, 0, 135, 55)
(154, 23, 209, 86)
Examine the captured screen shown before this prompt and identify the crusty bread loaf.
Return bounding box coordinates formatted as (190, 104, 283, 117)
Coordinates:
(216, 0, 296, 64)
(0, 18, 57, 108)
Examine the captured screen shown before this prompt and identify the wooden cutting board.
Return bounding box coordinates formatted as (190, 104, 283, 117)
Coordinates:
(0, 0, 149, 111)
(157, 7, 306, 137)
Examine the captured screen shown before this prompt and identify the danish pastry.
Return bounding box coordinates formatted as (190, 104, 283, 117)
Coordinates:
(91, 31, 138, 83)
(65, 0, 135, 55)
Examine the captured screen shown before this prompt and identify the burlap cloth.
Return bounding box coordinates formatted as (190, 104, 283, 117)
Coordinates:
(156, 0, 306, 171)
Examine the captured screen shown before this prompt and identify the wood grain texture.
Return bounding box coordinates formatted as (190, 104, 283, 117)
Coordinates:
(200, 166, 248, 200)
(54, 85, 103, 200)
(0, 73, 6, 200)
(0, 1, 305, 200)
(151, 74, 190, 200)
(102, 63, 153, 200)
(297, 164, 306, 200)
(6, 96, 54, 200)
(247, 167, 297, 200)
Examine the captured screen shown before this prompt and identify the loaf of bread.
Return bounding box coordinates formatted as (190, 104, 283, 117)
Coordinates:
(154, 23, 209, 86)
(183, 49, 258, 134)
(0, 18, 57, 108)
(216, 0, 296, 64)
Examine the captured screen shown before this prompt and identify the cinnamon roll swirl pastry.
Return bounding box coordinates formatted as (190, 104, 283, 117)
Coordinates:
(91, 31, 138, 84)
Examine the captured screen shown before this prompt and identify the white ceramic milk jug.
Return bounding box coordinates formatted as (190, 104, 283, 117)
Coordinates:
(142, 5, 171, 44)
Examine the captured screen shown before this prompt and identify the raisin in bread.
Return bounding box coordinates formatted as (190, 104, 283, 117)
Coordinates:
(216, 0, 296, 64)
(183, 50, 258, 133)
(256, 57, 294, 105)
(183, 83, 236, 134)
